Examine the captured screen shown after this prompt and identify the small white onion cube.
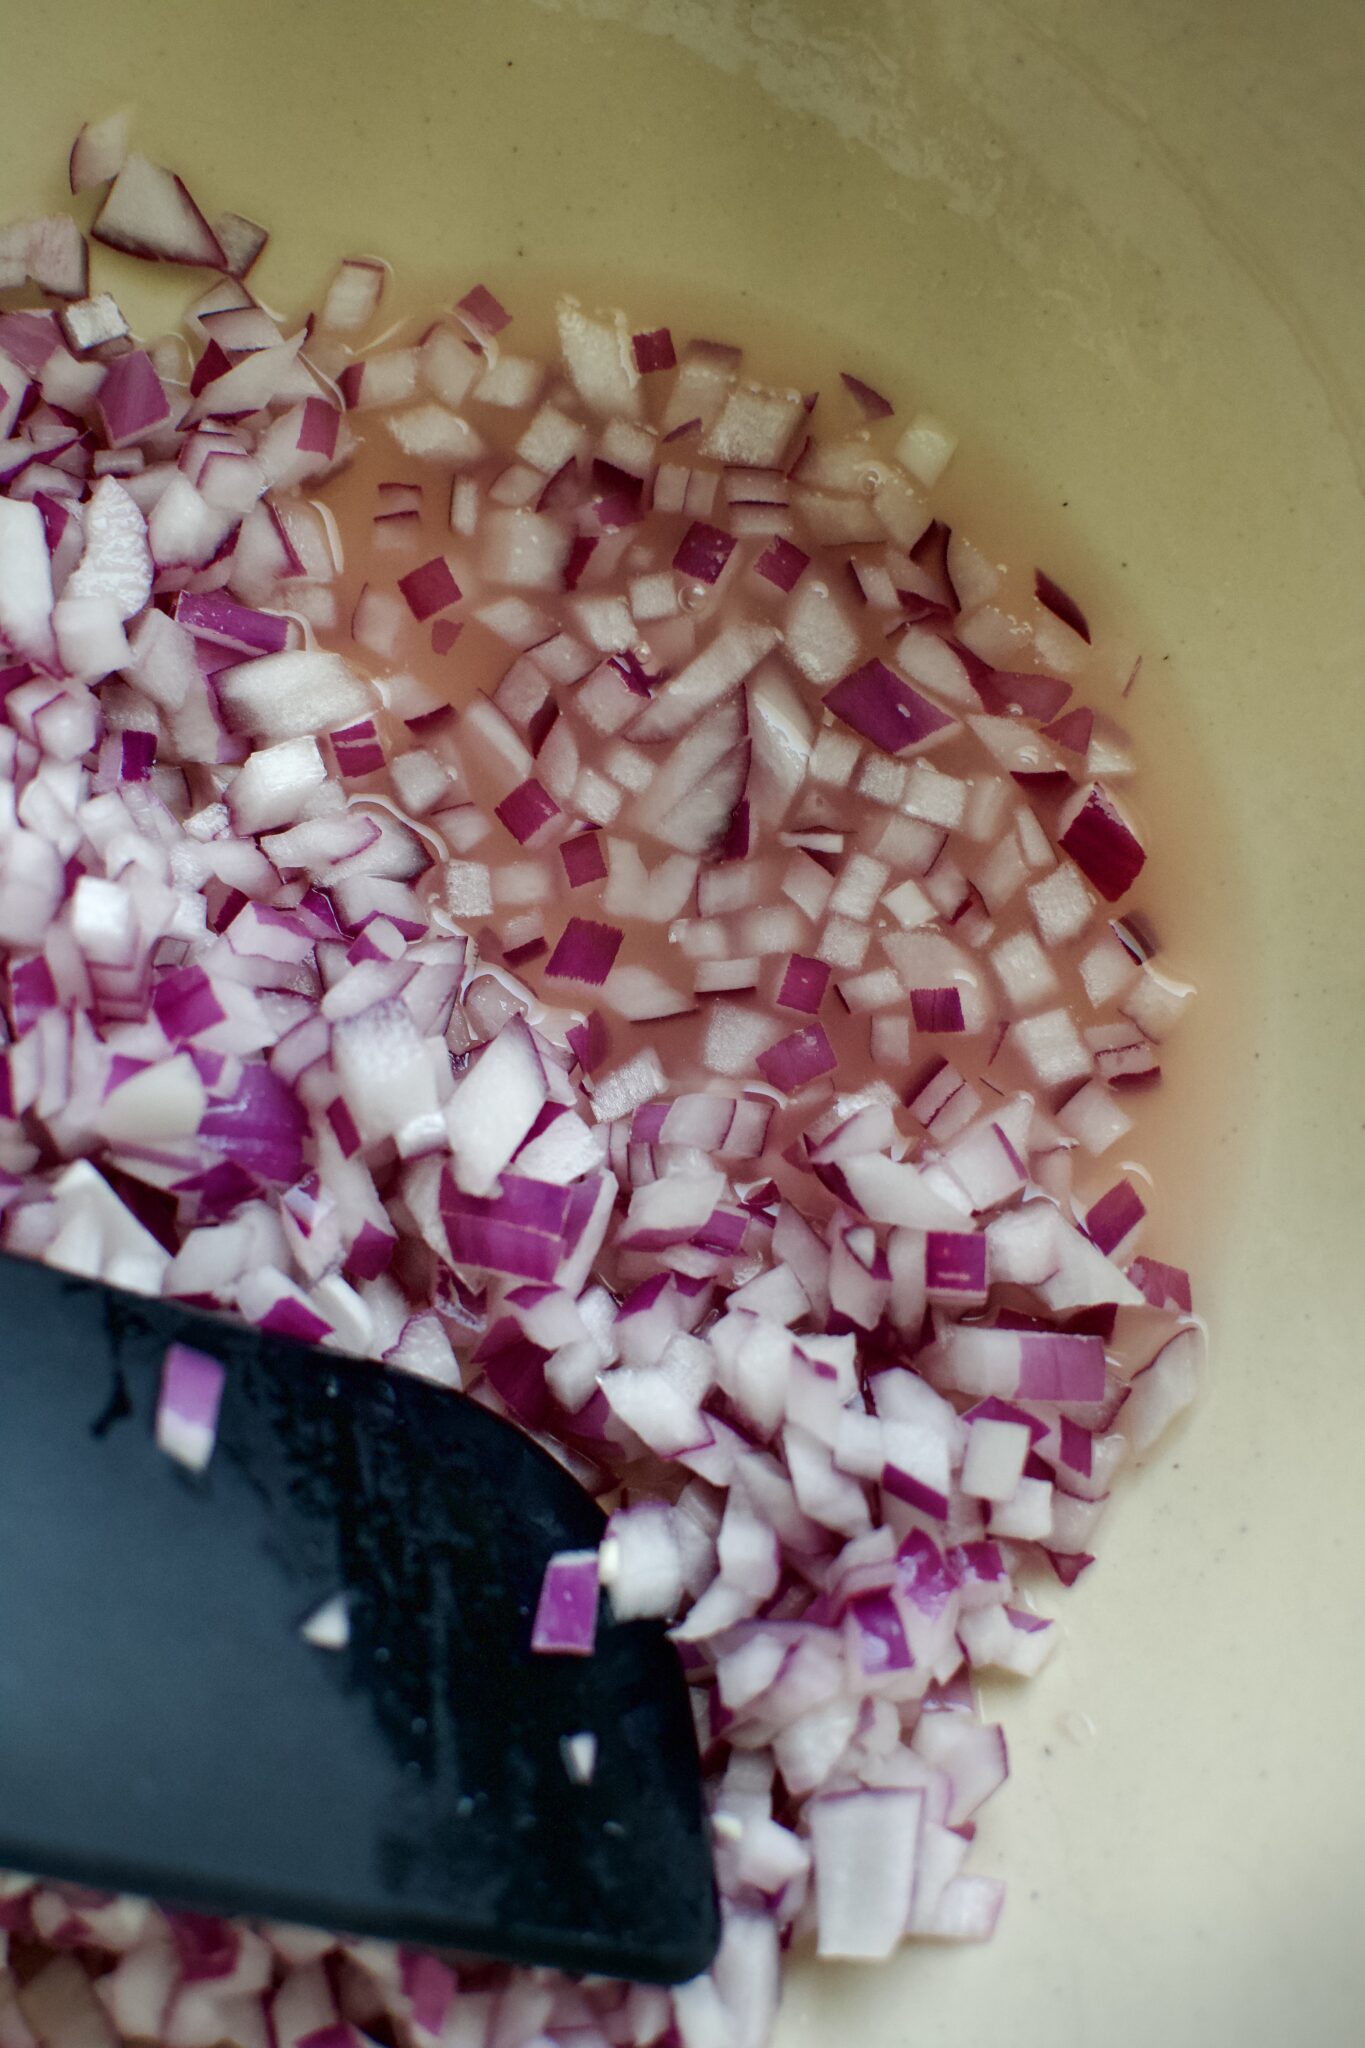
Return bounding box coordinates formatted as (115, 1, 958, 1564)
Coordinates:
(902, 761, 968, 828)
(809, 727, 861, 787)
(1028, 862, 1094, 945)
(960, 1417, 1030, 1502)
(988, 1475, 1055, 1542)
(701, 1000, 781, 1078)
(1123, 964, 1196, 1041)
(883, 878, 936, 930)
(895, 412, 958, 488)
(811, 1788, 923, 1960)
(1056, 1078, 1133, 1156)
(817, 917, 869, 970)
(1079, 928, 1139, 1006)
(1013, 1007, 1092, 1086)
(856, 754, 907, 806)
(991, 929, 1059, 1008)
(829, 853, 888, 921)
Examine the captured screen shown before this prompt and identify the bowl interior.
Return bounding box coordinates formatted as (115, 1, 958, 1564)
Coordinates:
(2, 0, 1362, 2040)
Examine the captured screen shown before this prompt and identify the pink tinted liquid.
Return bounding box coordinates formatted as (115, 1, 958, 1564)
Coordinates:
(309, 297, 1212, 1289)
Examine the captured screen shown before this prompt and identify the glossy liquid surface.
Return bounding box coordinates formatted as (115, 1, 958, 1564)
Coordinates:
(308, 282, 1212, 1299)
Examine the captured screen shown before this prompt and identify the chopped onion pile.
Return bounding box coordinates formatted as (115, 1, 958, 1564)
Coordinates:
(0, 127, 1202, 2048)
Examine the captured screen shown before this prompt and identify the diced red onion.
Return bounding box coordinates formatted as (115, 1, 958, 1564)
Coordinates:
(632, 328, 677, 374)
(1035, 568, 1092, 643)
(751, 534, 809, 592)
(440, 1169, 574, 1281)
(545, 917, 623, 985)
(321, 258, 386, 334)
(825, 658, 956, 755)
(756, 1022, 836, 1093)
(495, 778, 561, 846)
(152, 966, 227, 1043)
(839, 371, 894, 420)
(0, 139, 1200, 2043)
(530, 1548, 600, 1655)
(397, 555, 461, 622)
(457, 284, 512, 337)
(673, 521, 736, 585)
(1058, 780, 1146, 901)
(92, 153, 227, 268)
(174, 593, 292, 657)
(1127, 1255, 1192, 1312)
(910, 985, 965, 1033)
(560, 832, 607, 887)
(1083, 1178, 1146, 1255)
(776, 954, 829, 1015)
(1124, 1326, 1201, 1453)
(925, 1231, 988, 1304)
(810, 1788, 922, 1959)
(329, 718, 385, 778)
(68, 110, 129, 195)
(155, 1341, 226, 1473)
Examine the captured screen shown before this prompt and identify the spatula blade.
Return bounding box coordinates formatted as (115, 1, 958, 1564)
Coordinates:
(0, 1253, 718, 1984)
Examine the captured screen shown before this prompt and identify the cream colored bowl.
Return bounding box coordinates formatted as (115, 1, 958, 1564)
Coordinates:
(3, 0, 1362, 2041)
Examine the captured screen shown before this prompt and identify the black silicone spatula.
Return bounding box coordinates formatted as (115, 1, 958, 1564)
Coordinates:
(0, 1252, 718, 1985)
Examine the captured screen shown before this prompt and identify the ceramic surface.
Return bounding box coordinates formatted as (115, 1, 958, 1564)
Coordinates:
(2, 2, 1361, 2040)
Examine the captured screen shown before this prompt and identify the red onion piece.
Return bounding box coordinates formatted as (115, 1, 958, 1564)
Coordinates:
(1084, 1178, 1147, 1255)
(440, 1170, 572, 1281)
(925, 1231, 988, 1303)
(120, 730, 156, 781)
(752, 535, 809, 592)
(910, 518, 959, 610)
(199, 1066, 308, 1186)
(972, 665, 1073, 723)
(1059, 781, 1147, 902)
(495, 777, 561, 846)
(298, 398, 340, 459)
(95, 352, 170, 449)
(560, 832, 607, 887)
(839, 371, 894, 420)
(673, 520, 736, 585)
(565, 1009, 610, 1075)
(632, 327, 677, 374)
(1035, 567, 1092, 642)
(397, 555, 461, 621)
(910, 986, 965, 1033)
(1124, 1326, 1200, 1453)
(811, 1788, 922, 1959)
(776, 954, 829, 1015)
(213, 211, 269, 281)
(92, 153, 227, 268)
(402, 1951, 456, 2036)
(562, 534, 597, 590)
(151, 966, 227, 1042)
(68, 110, 129, 195)
(330, 719, 385, 777)
(174, 593, 292, 656)
(825, 659, 957, 755)
(457, 283, 512, 336)
(155, 1341, 226, 1472)
(756, 1022, 837, 1093)
(2, 214, 89, 299)
(1127, 1255, 1192, 1312)
(1042, 705, 1093, 755)
(545, 917, 624, 985)
(532, 1540, 601, 1654)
